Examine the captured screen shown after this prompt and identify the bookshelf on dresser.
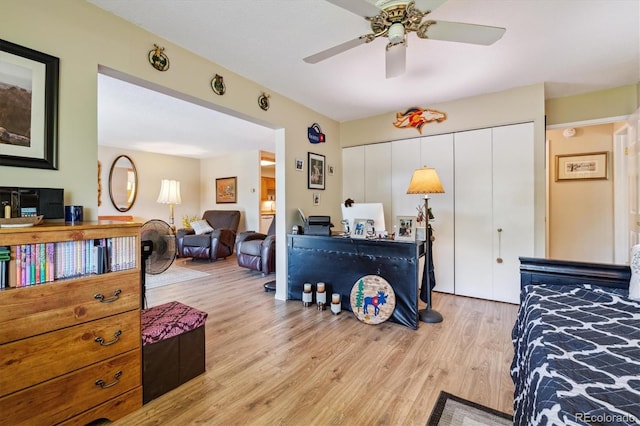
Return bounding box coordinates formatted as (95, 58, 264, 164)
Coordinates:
(0, 222, 142, 425)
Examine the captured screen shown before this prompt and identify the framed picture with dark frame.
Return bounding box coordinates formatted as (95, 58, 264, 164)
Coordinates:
(308, 152, 325, 190)
(0, 39, 59, 169)
(555, 151, 608, 181)
(216, 176, 237, 203)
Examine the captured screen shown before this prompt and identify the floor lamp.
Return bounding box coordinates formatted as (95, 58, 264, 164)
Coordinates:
(407, 167, 445, 324)
(157, 179, 182, 229)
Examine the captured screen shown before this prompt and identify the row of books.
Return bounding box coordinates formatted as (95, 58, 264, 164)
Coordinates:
(0, 236, 138, 289)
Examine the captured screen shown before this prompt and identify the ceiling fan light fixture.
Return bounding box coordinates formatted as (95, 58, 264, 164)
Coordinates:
(388, 22, 405, 44)
(308, 0, 507, 77)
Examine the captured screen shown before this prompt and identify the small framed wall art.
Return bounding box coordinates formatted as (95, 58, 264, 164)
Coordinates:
(555, 151, 608, 181)
(308, 152, 325, 190)
(216, 176, 237, 203)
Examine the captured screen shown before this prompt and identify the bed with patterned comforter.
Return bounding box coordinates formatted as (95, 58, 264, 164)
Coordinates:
(512, 258, 640, 426)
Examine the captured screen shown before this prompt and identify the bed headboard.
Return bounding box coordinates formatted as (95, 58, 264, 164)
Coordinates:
(519, 257, 630, 290)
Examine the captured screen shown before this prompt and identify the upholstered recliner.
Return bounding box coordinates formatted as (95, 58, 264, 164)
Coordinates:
(177, 210, 240, 261)
(236, 217, 275, 275)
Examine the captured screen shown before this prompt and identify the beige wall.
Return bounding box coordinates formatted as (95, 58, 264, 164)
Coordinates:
(545, 84, 639, 126)
(199, 151, 262, 233)
(98, 147, 201, 226)
(547, 124, 614, 263)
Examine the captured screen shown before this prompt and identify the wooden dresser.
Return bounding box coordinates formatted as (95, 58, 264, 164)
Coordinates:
(0, 222, 142, 425)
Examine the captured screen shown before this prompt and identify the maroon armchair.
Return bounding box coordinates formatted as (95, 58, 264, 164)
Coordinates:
(235, 216, 275, 275)
(177, 210, 240, 261)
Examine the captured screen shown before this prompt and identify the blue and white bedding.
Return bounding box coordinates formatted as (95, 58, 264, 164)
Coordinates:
(511, 284, 640, 425)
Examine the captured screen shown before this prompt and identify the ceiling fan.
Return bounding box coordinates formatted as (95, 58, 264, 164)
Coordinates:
(304, 0, 506, 78)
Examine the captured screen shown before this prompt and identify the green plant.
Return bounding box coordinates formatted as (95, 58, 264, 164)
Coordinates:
(182, 215, 200, 229)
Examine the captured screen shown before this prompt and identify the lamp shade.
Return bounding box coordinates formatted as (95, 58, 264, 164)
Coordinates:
(406, 167, 445, 194)
(157, 179, 182, 204)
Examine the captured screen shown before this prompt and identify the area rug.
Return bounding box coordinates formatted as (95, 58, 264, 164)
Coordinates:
(146, 265, 210, 289)
(427, 391, 512, 426)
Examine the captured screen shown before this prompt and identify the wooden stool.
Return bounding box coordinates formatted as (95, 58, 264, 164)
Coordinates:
(141, 301, 208, 403)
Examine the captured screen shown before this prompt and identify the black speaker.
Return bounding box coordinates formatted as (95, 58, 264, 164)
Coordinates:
(37, 188, 64, 219)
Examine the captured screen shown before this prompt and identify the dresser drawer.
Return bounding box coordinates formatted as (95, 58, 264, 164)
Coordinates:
(0, 350, 141, 426)
(0, 310, 140, 395)
(0, 269, 140, 344)
(59, 386, 143, 426)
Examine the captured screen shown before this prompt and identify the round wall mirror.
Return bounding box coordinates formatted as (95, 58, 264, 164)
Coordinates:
(108, 155, 138, 212)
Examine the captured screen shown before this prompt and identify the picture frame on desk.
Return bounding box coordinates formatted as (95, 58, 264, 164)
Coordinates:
(351, 218, 369, 239)
(0, 39, 59, 170)
(395, 216, 415, 241)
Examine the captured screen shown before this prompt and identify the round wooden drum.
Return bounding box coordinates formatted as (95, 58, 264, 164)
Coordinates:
(350, 275, 396, 325)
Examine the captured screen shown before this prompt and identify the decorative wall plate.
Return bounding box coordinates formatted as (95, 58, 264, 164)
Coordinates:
(258, 92, 270, 111)
(148, 44, 169, 71)
(350, 275, 395, 325)
(211, 74, 225, 95)
(393, 107, 446, 133)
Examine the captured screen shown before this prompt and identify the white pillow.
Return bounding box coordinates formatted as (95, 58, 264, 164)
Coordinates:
(190, 219, 214, 235)
(630, 244, 640, 301)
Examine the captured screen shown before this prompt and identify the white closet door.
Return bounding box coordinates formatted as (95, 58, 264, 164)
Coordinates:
(365, 143, 392, 229)
(492, 123, 535, 303)
(342, 146, 365, 202)
(391, 138, 422, 221)
(454, 128, 494, 300)
(420, 133, 455, 294)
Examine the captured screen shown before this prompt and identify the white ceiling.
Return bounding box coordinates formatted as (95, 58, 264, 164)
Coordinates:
(98, 73, 277, 159)
(91, 0, 640, 158)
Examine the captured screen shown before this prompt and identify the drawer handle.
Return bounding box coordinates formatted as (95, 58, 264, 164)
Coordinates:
(94, 289, 122, 303)
(94, 330, 122, 346)
(95, 371, 123, 389)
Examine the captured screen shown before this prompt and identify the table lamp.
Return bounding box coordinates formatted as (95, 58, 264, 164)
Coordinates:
(157, 179, 181, 227)
(406, 166, 445, 323)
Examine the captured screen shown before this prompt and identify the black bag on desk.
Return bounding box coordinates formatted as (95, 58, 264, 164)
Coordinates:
(304, 216, 332, 236)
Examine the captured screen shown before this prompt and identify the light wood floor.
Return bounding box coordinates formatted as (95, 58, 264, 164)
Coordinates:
(117, 256, 519, 425)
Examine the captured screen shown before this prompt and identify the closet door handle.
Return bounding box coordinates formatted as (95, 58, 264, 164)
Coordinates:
(496, 228, 503, 263)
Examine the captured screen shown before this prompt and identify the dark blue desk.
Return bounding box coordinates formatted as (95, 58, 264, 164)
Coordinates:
(287, 234, 425, 329)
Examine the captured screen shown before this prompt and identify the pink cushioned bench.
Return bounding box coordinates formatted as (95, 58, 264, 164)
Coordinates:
(141, 301, 208, 403)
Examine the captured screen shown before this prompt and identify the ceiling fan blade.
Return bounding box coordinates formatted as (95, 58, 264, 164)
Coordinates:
(304, 36, 369, 64)
(423, 20, 506, 45)
(386, 43, 406, 79)
(325, 0, 382, 18)
(414, 0, 448, 13)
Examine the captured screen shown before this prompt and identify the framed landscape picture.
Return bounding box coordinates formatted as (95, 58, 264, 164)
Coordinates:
(216, 176, 237, 203)
(0, 39, 59, 169)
